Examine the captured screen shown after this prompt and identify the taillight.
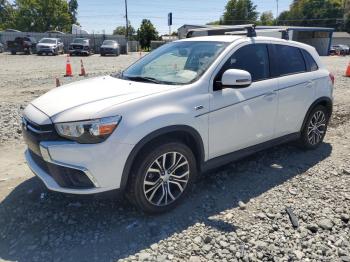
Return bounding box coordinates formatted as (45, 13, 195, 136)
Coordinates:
(329, 73, 335, 85)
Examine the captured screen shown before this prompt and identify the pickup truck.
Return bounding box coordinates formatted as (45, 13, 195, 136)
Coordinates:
(7, 37, 37, 55)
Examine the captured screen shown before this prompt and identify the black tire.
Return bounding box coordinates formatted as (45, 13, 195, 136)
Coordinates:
(127, 141, 197, 214)
(299, 105, 330, 150)
(11, 51, 16, 55)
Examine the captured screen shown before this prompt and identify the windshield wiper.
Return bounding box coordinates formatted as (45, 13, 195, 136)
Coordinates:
(124, 75, 163, 84)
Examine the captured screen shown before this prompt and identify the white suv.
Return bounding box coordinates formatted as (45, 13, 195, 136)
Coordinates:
(22, 34, 333, 213)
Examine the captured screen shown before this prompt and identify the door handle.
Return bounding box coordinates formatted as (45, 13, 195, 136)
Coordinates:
(305, 80, 313, 88)
(263, 91, 277, 98)
(194, 105, 204, 111)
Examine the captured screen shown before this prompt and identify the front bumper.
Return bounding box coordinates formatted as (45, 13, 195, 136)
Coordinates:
(69, 49, 90, 55)
(37, 48, 55, 53)
(26, 149, 102, 194)
(25, 140, 134, 194)
(100, 48, 118, 54)
(22, 119, 134, 194)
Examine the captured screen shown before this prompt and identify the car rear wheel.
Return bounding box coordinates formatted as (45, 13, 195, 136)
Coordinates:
(300, 105, 330, 149)
(127, 141, 197, 214)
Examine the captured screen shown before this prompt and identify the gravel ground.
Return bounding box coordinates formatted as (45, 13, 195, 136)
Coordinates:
(0, 53, 349, 262)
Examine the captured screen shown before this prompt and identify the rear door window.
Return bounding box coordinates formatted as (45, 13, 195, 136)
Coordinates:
(274, 45, 306, 76)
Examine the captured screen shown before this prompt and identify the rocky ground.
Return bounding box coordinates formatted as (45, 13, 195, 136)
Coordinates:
(0, 53, 349, 262)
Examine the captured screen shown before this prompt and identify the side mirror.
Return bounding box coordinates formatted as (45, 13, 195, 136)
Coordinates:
(221, 69, 252, 88)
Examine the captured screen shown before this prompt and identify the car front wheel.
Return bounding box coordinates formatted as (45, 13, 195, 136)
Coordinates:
(300, 105, 330, 149)
(127, 141, 197, 214)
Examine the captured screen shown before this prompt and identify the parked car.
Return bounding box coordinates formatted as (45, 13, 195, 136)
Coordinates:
(331, 44, 350, 55)
(69, 38, 92, 56)
(36, 38, 64, 55)
(0, 43, 4, 53)
(7, 36, 37, 55)
(22, 33, 333, 214)
(45, 31, 65, 35)
(100, 40, 120, 56)
(4, 29, 21, 32)
(329, 46, 337, 55)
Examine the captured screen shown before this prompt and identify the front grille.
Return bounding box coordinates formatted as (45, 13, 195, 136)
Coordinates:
(24, 118, 95, 189)
(72, 45, 83, 49)
(22, 117, 62, 157)
(29, 150, 95, 189)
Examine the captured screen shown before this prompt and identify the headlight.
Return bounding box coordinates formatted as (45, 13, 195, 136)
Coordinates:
(55, 116, 122, 144)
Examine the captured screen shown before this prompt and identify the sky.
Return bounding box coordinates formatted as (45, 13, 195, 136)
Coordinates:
(77, 0, 293, 35)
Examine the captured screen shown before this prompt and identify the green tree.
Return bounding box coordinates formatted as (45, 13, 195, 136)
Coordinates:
(277, 0, 344, 30)
(222, 0, 258, 25)
(206, 20, 222, 25)
(68, 0, 78, 25)
(137, 19, 159, 50)
(345, 0, 350, 32)
(260, 11, 275, 25)
(113, 22, 136, 37)
(0, 0, 15, 30)
(10, 0, 73, 32)
(276, 10, 290, 25)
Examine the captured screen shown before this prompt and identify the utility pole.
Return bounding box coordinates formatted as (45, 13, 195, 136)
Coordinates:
(276, 0, 279, 25)
(124, 0, 128, 54)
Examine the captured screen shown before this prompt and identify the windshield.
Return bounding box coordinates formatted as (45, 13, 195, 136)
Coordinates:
(39, 38, 56, 44)
(120, 41, 228, 85)
(103, 40, 116, 45)
(73, 38, 88, 44)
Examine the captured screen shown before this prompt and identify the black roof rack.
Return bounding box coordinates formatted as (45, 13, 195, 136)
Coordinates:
(246, 25, 256, 37)
(186, 24, 292, 40)
(186, 24, 257, 38)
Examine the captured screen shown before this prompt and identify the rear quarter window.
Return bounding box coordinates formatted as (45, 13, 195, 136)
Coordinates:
(301, 49, 319, 72)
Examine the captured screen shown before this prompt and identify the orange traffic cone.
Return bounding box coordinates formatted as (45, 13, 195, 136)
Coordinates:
(64, 55, 73, 77)
(345, 62, 350, 77)
(55, 77, 61, 87)
(79, 59, 87, 76)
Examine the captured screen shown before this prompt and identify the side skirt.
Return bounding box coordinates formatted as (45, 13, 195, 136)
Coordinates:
(201, 132, 300, 173)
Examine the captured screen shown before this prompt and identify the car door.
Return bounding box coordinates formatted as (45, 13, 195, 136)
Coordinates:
(208, 42, 278, 159)
(270, 44, 316, 137)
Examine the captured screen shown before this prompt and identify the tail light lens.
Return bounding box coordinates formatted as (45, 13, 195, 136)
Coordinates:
(329, 73, 335, 85)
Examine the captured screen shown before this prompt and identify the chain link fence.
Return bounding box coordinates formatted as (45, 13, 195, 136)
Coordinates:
(0, 32, 139, 54)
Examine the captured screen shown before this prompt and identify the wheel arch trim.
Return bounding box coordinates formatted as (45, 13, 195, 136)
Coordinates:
(301, 96, 333, 132)
(119, 125, 205, 191)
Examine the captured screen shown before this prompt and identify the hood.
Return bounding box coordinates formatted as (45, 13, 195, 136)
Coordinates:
(71, 43, 87, 46)
(30, 75, 177, 119)
(101, 44, 117, 48)
(37, 43, 56, 47)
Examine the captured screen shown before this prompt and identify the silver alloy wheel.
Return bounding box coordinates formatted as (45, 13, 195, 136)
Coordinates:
(307, 110, 326, 145)
(143, 152, 190, 206)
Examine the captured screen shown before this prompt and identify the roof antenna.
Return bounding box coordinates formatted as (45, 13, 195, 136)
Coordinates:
(246, 25, 257, 37)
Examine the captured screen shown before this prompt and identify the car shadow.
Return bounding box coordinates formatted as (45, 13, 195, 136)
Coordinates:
(0, 142, 332, 262)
